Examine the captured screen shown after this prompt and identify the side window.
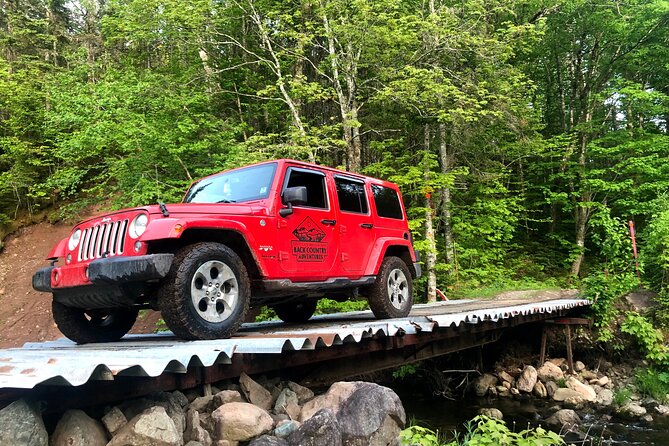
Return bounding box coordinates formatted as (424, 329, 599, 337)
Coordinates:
(372, 185, 403, 219)
(335, 177, 368, 214)
(284, 168, 328, 209)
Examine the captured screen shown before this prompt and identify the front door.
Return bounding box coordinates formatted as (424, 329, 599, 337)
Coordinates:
(277, 167, 339, 280)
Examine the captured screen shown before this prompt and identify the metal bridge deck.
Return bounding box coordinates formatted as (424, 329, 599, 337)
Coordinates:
(0, 291, 589, 398)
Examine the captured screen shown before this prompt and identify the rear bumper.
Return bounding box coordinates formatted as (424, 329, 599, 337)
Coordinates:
(32, 254, 174, 292)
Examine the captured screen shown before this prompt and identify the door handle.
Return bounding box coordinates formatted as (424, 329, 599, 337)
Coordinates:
(321, 219, 337, 226)
(360, 223, 373, 229)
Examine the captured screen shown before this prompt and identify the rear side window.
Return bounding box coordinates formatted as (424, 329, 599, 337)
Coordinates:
(284, 168, 328, 209)
(372, 185, 403, 219)
(335, 177, 368, 214)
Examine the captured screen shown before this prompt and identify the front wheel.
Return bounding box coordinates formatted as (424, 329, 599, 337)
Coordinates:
(52, 300, 138, 344)
(158, 242, 250, 340)
(367, 256, 413, 319)
(273, 300, 317, 323)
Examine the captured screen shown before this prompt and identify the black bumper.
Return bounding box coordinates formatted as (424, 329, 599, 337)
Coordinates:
(32, 254, 174, 292)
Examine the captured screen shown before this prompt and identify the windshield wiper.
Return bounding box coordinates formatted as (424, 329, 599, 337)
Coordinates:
(216, 199, 237, 203)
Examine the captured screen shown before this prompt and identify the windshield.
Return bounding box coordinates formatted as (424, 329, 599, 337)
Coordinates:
(184, 163, 277, 204)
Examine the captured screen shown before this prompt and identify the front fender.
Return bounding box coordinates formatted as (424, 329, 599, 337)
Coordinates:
(47, 238, 68, 260)
(140, 218, 253, 242)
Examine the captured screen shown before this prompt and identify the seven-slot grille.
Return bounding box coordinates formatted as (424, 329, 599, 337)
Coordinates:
(77, 219, 129, 262)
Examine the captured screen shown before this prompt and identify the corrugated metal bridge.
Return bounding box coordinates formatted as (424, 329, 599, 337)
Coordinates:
(0, 291, 589, 411)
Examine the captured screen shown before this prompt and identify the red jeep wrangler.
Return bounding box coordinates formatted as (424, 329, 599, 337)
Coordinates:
(33, 159, 421, 343)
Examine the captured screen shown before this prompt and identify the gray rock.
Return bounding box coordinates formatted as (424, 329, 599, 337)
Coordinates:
(213, 390, 243, 409)
(108, 406, 183, 446)
(286, 382, 314, 404)
(574, 361, 586, 372)
(173, 391, 189, 408)
(473, 374, 497, 397)
(190, 396, 215, 413)
(120, 392, 186, 434)
(656, 404, 669, 416)
(581, 370, 597, 381)
(545, 381, 558, 398)
(498, 371, 515, 385)
(185, 442, 204, 446)
(517, 366, 538, 393)
(51, 409, 107, 446)
(546, 409, 581, 429)
(594, 376, 610, 387)
(249, 435, 288, 446)
(102, 407, 127, 436)
(642, 414, 654, 423)
(0, 399, 48, 446)
(566, 376, 596, 402)
(212, 402, 273, 441)
(240, 373, 274, 411)
(478, 408, 503, 420)
(533, 381, 547, 399)
(185, 409, 212, 446)
(510, 388, 520, 396)
(553, 388, 586, 404)
(287, 409, 341, 446)
(618, 403, 647, 419)
(274, 389, 299, 413)
(274, 420, 300, 438)
(537, 362, 563, 383)
(596, 389, 614, 406)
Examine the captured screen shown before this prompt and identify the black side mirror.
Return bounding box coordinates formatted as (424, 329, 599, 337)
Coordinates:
(280, 186, 308, 217)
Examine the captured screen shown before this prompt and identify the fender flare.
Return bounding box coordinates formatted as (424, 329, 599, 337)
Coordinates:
(364, 238, 416, 276)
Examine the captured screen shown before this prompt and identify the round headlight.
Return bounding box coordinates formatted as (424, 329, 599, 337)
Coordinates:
(68, 229, 82, 251)
(129, 214, 149, 239)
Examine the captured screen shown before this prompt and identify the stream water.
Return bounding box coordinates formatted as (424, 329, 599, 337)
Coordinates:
(394, 387, 669, 445)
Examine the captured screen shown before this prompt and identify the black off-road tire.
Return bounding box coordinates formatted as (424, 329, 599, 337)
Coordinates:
(158, 242, 250, 340)
(52, 300, 138, 344)
(273, 300, 318, 323)
(367, 256, 413, 319)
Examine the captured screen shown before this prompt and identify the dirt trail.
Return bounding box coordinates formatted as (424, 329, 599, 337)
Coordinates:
(0, 221, 160, 348)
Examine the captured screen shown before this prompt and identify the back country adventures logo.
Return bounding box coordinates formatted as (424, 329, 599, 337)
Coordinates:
(292, 217, 327, 262)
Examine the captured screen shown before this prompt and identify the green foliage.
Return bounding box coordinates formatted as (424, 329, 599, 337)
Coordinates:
(613, 388, 632, 407)
(620, 312, 669, 365)
(392, 364, 418, 380)
(634, 368, 669, 403)
(582, 272, 639, 342)
(400, 425, 443, 446)
(315, 299, 369, 314)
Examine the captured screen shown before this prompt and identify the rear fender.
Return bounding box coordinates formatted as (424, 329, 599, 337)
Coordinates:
(364, 238, 416, 276)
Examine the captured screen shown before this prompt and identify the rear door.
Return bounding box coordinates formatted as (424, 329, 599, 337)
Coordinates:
(334, 175, 375, 276)
(276, 167, 339, 279)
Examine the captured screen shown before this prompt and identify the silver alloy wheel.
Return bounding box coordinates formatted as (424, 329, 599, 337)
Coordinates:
(386, 268, 409, 310)
(190, 260, 239, 323)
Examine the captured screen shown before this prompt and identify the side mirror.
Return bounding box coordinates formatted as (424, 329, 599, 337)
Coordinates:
(280, 186, 307, 217)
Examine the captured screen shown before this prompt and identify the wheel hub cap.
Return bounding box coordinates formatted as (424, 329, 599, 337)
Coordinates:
(387, 268, 409, 310)
(191, 260, 239, 323)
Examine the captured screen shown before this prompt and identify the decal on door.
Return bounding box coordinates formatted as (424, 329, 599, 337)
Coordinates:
(291, 217, 328, 262)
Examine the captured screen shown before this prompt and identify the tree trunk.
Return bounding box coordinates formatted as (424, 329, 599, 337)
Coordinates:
(438, 123, 454, 268)
(570, 107, 593, 277)
(424, 125, 437, 303)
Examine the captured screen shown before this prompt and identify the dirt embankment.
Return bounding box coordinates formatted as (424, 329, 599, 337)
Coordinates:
(0, 221, 160, 348)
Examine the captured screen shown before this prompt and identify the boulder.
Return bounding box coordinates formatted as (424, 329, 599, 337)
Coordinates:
(0, 399, 48, 446)
(173, 391, 189, 408)
(240, 373, 274, 411)
(286, 382, 314, 404)
(478, 408, 503, 420)
(548, 358, 566, 368)
(108, 406, 183, 446)
(517, 366, 538, 393)
(212, 402, 273, 441)
(473, 374, 498, 397)
(185, 409, 212, 446)
(656, 405, 669, 416)
(51, 409, 107, 446)
(249, 435, 288, 446)
(545, 381, 558, 398)
(545, 409, 581, 429)
(185, 442, 204, 446)
(596, 389, 614, 406)
(213, 391, 243, 408)
(618, 403, 647, 419)
(566, 377, 596, 402)
(594, 376, 610, 387)
(574, 361, 586, 372)
(498, 371, 515, 385)
(537, 362, 563, 383)
(274, 420, 300, 438)
(120, 392, 185, 434)
(287, 409, 341, 446)
(533, 381, 547, 399)
(581, 370, 597, 381)
(552, 388, 587, 404)
(190, 396, 215, 413)
(102, 407, 127, 436)
(299, 381, 405, 445)
(274, 389, 299, 416)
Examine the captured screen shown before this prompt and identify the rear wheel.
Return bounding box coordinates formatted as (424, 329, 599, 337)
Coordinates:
(367, 256, 413, 319)
(273, 300, 317, 323)
(52, 300, 138, 344)
(158, 242, 250, 340)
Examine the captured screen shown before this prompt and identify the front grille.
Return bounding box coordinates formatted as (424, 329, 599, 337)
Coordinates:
(77, 219, 129, 262)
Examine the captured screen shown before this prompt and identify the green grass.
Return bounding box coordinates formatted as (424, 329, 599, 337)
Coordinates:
(635, 368, 669, 403)
(613, 388, 632, 407)
(448, 278, 561, 300)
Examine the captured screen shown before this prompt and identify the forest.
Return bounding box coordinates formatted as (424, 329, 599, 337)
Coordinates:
(1, 0, 669, 316)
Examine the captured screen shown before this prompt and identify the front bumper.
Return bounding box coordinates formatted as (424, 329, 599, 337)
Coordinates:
(32, 254, 174, 292)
